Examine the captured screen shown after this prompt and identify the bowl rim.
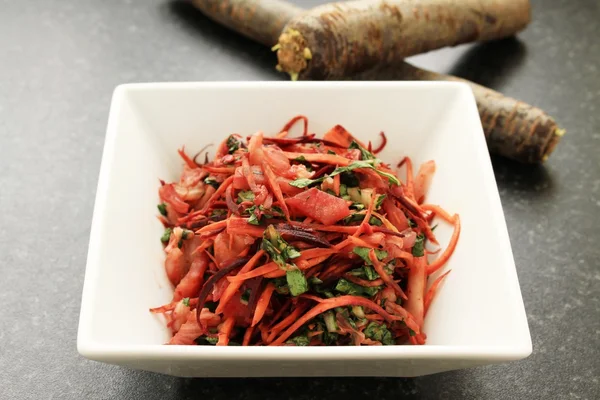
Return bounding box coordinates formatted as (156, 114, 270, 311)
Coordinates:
(78, 81, 532, 362)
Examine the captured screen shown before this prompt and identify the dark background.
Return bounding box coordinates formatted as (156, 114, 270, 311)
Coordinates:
(1, 0, 598, 399)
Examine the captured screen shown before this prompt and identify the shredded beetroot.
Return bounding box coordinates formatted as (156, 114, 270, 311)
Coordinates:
(151, 116, 460, 346)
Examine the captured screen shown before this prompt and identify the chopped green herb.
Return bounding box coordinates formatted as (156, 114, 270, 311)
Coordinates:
(339, 184, 348, 197)
(335, 278, 380, 297)
(408, 218, 417, 228)
(351, 306, 365, 319)
(364, 322, 395, 345)
(160, 227, 172, 243)
(408, 328, 416, 337)
(412, 233, 425, 257)
(286, 335, 310, 346)
(182, 297, 190, 307)
(374, 194, 386, 210)
(157, 203, 167, 216)
(181, 229, 192, 240)
(348, 266, 380, 281)
(261, 225, 301, 268)
(350, 202, 366, 211)
(323, 311, 338, 333)
(195, 336, 218, 345)
(322, 331, 339, 345)
(240, 289, 251, 305)
(289, 160, 399, 188)
(308, 276, 323, 286)
(286, 268, 308, 297)
(349, 140, 376, 161)
(210, 209, 227, 217)
(352, 247, 388, 265)
(431, 224, 438, 231)
(245, 206, 261, 225)
(327, 150, 336, 155)
(226, 135, 242, 154)
(238, 190, 255, 203)
(370, 216, 383, 226)
(228, 341, 242, 346)
(204, 177, 220, 189)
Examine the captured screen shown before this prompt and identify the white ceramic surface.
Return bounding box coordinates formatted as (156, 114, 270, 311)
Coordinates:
(77, 81, 531, 377)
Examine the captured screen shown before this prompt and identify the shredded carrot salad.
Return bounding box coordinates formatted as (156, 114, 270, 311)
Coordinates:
(151, 116, 460, 346)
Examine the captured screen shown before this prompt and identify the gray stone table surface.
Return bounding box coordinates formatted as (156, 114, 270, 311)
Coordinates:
(1, 0, 599, 399)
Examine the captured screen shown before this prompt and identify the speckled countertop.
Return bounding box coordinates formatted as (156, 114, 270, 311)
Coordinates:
(0, 0, 598, 399)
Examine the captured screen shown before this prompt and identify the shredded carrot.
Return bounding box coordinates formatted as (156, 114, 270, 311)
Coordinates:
(153, 116, 459, 346)
(251, 283, 275, 327)
(426, 215, 461, 275)
(424, 270, 451, 316)
(178, 146, 198, 169)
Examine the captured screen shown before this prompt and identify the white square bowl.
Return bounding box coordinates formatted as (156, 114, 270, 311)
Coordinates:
(78, 81, 531, 377)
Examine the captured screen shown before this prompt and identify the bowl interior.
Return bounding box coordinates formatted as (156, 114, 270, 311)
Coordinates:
(81, 82, 530, 352)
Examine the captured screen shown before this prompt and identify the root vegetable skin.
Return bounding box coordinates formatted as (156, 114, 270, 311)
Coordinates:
(276, 0, 531, 80)
(190, 0, 301, 47)
(187, 0, 563, 163)
(358, 62, 563, 163)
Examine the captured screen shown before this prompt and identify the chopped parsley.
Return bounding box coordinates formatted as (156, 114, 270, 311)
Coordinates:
(160, 227, 172, 243)
(286, 267, 308, 297)
(374, 194, 386, 210)
(182, 297, 190, 307)
(412, 233, 425, 257)
(335, 278, 380, 297)
(293, 155, 313, 171)
(286, 335, 310, 346)
(195, 336, 219, 345)
(261, 225, 301, 268)
(364, 322, 395, 345)
(352, 247, 388, 265)
(157, 203, 167, 216)
(226, 135, 242, 154)
(240, 289, 251, 305)
(238, 190, 255, 203)
(349, 140, 376, 161)
(348, 266, 380, 281)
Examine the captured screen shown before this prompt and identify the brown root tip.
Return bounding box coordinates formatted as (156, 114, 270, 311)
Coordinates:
(276, 29, 310, 80)
(542, 128, 565, 162)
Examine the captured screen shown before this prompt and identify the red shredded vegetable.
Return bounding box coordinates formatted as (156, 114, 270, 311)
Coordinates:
(151, 116, 460, 346)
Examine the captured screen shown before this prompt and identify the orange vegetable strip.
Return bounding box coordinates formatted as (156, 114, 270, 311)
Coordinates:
(424, 270, 451, 316)
(269, 296, 413, 346)
(200, 175, 235, 213)
(353, 190, 377, 237)
(216, 316, 236, 346)
(346, 235, 375, 248)
(420, 204, 456, 223)
(227, 261, 278, 283)
(282, 152, 351, 166)
(265, 306, 307, 344)
(426, 215, 461, 275)
(226, 216, 265, 237)
(404, 256, 427, 327)
(251, 283, 276, 327)
(216, 250, 265, 314)
(262, 162, 291, 220)
(242, 156, 258, 192)
(178, 147, 198, 169)
(203, 166, 236, 174)
(333, 173, 340, 196)
(242, 325, 255, 346)
(196, 219, 228, 234)
(369, 250, 408, 300)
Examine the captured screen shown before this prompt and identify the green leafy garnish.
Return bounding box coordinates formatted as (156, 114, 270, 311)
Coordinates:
(226, 135, 242, 154)
(195, 336, 219, 345)
(412, 233, 425, 257)
(289, 160, 399, 188)
(374, 194, 386, 210)
(335, 278, 380, 297)
(261, 225, 301, 268)
(157, 203, 167, 216)
(408, 218, 417, 228)
(408, 328, 416, 337)
(352, 247, 388, 265)
(160, 228, 172, 243)
(323, 311, 338, 332)
(339, 184, 348, 197)
(350, 202, 366, 211)
(364, 322, 395, 345)
(349, 140, 376, 161)
(348, 266, 380, 281)
(238, 190, 255, 203)
(342, 213, 383, 226)
(247, 208, 260, 226)
(204, 177, 220, 189)
(286, 267, 308, 296)
(287, 335, 310, 346)
(322, 331, 339, 345)
(240, 289, 251, 305)
(327, 150, 336, 155)
(182, 297, 190, 307)
(210, 209, 227, 217)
